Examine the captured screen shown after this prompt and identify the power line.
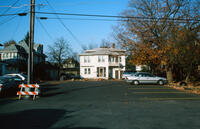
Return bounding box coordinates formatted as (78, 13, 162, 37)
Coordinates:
(0, 4, 46, 9)
(36, 17, 121, 21)
(35, 11, 200, 22)
(11, 16, 23, 39)
(11, 6, 29, 39)
(44, 0, 83, 45)
(36, 16, 200, 23)
(1, 12, 199, 22)
(0, 15, 18, 26)
(0, 11, 28, 26)
(0, 0, 21, 15)
(37, 19, 54, 41)
(0, 12, 28, 16)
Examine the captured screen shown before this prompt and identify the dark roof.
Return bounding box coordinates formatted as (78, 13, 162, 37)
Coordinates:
(0, 44, 26, 53)
(64, 58, 79, 64)
(18, 41, 29, 53)
(0, 41, 45, 57)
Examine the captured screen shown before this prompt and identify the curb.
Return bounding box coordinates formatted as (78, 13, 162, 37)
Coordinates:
(166, 84, 200, 95)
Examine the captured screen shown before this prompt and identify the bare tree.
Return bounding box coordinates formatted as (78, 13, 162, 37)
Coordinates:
(47, 37, 71, 76)
(81, 43, 98, 52)
(100, 39, 112, 48)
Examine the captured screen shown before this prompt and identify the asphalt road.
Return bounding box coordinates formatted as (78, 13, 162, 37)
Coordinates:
(0, 81, 200, 129)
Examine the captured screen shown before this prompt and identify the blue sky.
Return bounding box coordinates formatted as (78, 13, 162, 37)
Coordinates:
(0, 0, 129, 53)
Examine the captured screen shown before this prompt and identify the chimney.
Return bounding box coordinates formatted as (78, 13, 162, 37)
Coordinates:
(112, 43, 115, 48)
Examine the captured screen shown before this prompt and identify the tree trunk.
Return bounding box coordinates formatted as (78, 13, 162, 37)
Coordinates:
(185, 63, 193, 83)
(185, 73, 190, 83)
(166, 66, 173, 83)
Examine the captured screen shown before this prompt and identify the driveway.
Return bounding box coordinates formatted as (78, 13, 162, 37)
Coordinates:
(0, 81, 200, 129)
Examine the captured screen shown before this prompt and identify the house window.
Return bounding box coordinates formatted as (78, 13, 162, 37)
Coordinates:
(116, 56, 118, 62)
(84, 68, 87, 74)
(102, 56, 105, 62)
(104, 67, 106, 77)
(111, 56, 114, 62)
(119, 57, 122, 62)
(88, 56, 90, 63)
(13, 53, 15, 58)
(84, 56, 87, 63)
(98, 56, 105, 62)
(97, 67, 99, 77)
(84, 68, 91, 74)
(109, 56, 114, 62)
(7, 53, 10, 58)
(84, 56, 90, 63)
(98, 56, 101, 62)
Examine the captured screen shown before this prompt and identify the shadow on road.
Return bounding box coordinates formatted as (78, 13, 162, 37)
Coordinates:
(0, 109, 105, 129)
(54, 127, 105, 129)
(0, 109, 66, 129)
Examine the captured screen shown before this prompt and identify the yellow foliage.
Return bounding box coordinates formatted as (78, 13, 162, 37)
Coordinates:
(173, 49, 179, 55)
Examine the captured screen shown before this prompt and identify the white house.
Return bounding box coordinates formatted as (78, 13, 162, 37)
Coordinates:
(0, 41, 45, 64)
(79, 47, 126, 79)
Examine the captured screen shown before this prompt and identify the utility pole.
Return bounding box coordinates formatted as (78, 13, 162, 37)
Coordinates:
(28, 0, 35, 84)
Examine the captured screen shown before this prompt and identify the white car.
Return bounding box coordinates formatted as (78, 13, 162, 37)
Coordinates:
(4, 73, 27, 82)
(122, 71, 135, 79)
(125, 72, 168, 85)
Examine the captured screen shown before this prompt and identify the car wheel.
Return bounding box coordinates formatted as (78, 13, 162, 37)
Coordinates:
(158, 80, 164, 85)
(132, 80, 139, 85)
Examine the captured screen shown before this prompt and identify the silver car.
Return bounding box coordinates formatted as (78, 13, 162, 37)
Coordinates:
(125, 72, 168, 85)
(122, 71, 135, 79)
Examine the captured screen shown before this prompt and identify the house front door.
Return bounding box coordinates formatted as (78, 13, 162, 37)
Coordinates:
(99, 68, 104, 77)
(97, 67, 106, 77)
(115, 70, 119, 79)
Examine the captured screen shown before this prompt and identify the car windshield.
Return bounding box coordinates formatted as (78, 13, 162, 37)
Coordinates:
(131, 73, 136, 76)
(135, 72, 155, 77)
(4, 74, 27, 80)
(21, 74, 27, 79)
(0, 77, 8, 83)
(123, 71, 134, 74)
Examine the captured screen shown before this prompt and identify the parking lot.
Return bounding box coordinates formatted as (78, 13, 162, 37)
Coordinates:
(1, 81, 200, 129)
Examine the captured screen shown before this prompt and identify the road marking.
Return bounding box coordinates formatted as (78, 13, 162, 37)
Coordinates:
(128, 88, 173, 90)
(132, 92, 186, 94)
(141, 97, 200, 101)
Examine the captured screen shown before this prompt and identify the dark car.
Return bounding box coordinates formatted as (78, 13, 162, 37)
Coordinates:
(70, 74, 83, 80)
(60, 73, 83, 80)
(0, 76, 23, 96)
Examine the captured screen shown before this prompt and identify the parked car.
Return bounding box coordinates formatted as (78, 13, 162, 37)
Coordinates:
(3, 73, 27, 83)
(122, 71, 135, 79)
(70, 74, 83, 80)
(60, 73, 83, 80)
(125, 72, 168, 85)
(0, 76, 23, 96)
